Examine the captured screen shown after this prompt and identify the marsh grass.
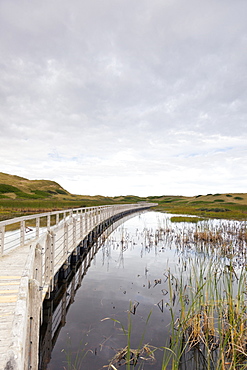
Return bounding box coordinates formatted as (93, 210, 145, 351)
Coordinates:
(104, 305, 156, 369)
(61, 335, 93, 370)
(155, 197, 247, 221)
(112, 220, 247, 369)
(170, 217, 203, 223)
(162, 258, 247, 369)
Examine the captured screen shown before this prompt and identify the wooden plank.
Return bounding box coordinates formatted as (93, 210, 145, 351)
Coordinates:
(0, 290, 19, 294)
(0, 296, 17, 303)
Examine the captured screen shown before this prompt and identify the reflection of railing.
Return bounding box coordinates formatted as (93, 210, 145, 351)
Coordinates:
(39, 236, 101, 369)
(2, 203, 156, 370)
(39, 213, 137, 369)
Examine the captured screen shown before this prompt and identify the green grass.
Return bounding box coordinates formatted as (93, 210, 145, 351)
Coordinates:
(153, 195, 247, 220)
(1, 172, 247, 222)
(0, 184, 21, 193)
(170, 216, 203, 223)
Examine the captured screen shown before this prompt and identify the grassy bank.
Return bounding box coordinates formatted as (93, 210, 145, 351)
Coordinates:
(148, 193, 247, 220)
(0, 172, 150, 221)
(0, 196, 148, 221)
(1, 172, 247, 221)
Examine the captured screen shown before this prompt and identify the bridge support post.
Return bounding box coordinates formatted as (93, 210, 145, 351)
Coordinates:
(61, 284, 67, 326)
(27, 278, 42, 370)
(40, 298, 53, 368)
(70, 275, 76, 303)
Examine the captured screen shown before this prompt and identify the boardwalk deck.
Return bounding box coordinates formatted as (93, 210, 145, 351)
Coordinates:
(0, 245, 31, 368)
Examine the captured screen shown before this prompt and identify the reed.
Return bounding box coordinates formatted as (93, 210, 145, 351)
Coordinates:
(105, 303, 156, 369)
(62, 334, 92, 369)
(162, 259, 247, 369)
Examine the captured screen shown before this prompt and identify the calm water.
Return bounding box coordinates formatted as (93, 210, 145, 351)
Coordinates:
(40, 211, 244, 369)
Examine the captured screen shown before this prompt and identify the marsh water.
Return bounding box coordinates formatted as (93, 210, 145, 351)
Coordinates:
(39, 211, 247, 369)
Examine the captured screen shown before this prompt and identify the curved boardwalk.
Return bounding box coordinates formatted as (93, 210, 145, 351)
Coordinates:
(0, 203, 155, 369)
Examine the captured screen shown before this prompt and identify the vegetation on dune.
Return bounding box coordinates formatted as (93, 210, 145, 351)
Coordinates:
(0, 172, 247, 221)
(152, 193, 247, 220)
(0, 173, 152, 221)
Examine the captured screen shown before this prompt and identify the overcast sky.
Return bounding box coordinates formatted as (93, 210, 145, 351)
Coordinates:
(0, 0, 246, 196)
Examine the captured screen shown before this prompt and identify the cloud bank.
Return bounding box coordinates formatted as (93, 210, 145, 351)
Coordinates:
(0, 0, 246, 196)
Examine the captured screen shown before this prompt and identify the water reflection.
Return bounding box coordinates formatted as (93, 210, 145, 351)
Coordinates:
(39, 213, 138, 369)
(40, 212, 247, 370)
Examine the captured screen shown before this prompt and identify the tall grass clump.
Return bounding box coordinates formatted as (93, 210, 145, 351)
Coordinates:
(162, 259, 247, 369)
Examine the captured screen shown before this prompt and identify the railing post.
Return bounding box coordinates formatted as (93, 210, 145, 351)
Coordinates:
(36, 217, 40, 239)
(96, 207, 100, 225)
(96, 207, 98, 225)
(56, 213, 59, 225)
(94, 208, 97, 226)
(44, 233, 51, 286)
(0, 225, 5, 256)
(80, 214, 83, 239)
(64, 222, 68, 257)
(73, 217, 76, 248)
(20, 220, 25, 246)
(50, 231, 55, 291)
(91, 208, 94, 228)
(89, 209, 92, 231)
(90, 208, 93, 229)
(47, 214, 51, 231)
(99, 207, 102, 223)
(85, 211, 88, 234)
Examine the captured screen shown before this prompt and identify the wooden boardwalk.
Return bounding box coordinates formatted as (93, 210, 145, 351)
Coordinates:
(0, 203, 156, 369)
(0, 243, 31, 368)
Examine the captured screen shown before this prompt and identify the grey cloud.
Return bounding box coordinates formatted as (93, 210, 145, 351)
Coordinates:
(0, 0, 246, 195)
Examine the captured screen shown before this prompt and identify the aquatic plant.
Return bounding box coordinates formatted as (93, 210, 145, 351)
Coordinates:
(104, 303, 155, 369)
(162, 260, 247, 369)
(61, 334, 93, 369)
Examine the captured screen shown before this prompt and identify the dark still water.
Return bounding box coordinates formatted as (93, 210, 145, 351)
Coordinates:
(39, 211, 244, 369)
(40, 211, 177, 369)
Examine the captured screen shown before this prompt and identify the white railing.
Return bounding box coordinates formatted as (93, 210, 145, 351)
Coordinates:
(2, 203, 156, 370)
(0, 203, 155, 257)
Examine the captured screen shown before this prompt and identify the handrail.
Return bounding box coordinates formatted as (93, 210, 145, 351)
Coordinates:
(0, 203, 156, 256)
